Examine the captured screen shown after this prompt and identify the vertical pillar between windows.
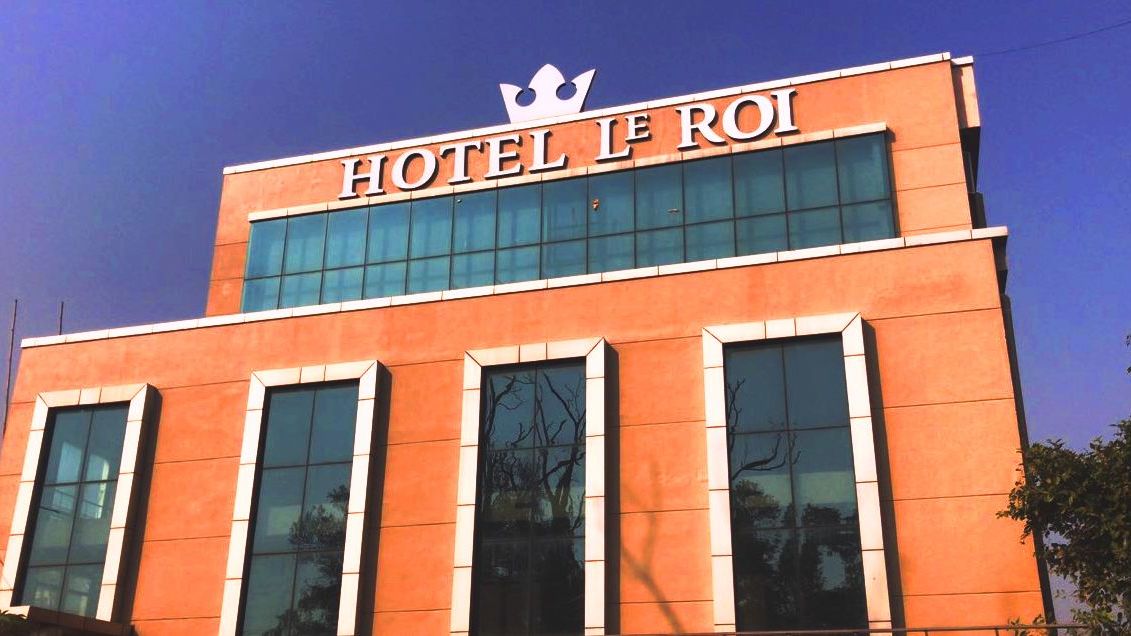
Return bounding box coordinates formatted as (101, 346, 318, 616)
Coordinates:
(701, 313, 892, 632)
(218, 360, 381, 636)
(451, 338, 608, 636)
(0, 383, 156, 622)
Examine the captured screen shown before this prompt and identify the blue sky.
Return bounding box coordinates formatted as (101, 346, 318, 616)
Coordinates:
(1, 0, 1128, 454)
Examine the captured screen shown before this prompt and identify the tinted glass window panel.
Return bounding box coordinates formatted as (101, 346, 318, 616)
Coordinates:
(587, 234, 634, 273)
(784, 338, 849, 429)
(410, 197, 453, 258)
(842, 201, 894, 244)
(45, 410, 89, 485)
(309, 385, 360, 465)
(683, 156, 734, 223)
(686, 220, 735, 261)
(535, 364, 585, 446)
(480, 449, 536, 539)
(292, 552, 342, 634)
(736, 215, 788, 256)
(84, 407, 125, 482)
(635, 164, 682, 229)
(67, 482, 116, 563)
(483, 370, 536, 449)
(367, 203, 410, 263)
(280, 272, 322, 309)
(497, 184, 541, 248)
(407, 256, 450, 293)
(542, 178, 587, 242)
(792, 428, 857, 524)
(451, 251, 495, 289)
(726, 345, 787, 433)
(21, 567, 64, 613)
(27, 485, 77, 566)
(836, 135, 889, 204)
(320, 267, 363, 304)
(636, 227, 683, 267)
(788, 207, 840, 250)
(530, 539, 584, 634)
(473, 541, 531, 635)
(541, 240, 586, 279)
(246, 219, 287, 278)
(796, 527, 867, 628)
(284, 215, 327, 274)
(734, 150, 785, 217)
(363, 262, 406, 298)
(323, 209, 367, 269)
(784, 143, 838, 210)
(60, 564, 102, 617)
(253, 467, 305, 553)
(243, 554, 297, 636)
(730, 433, 792, 529)
(731, 527, 792, 629)
(242, 276, 281, 312)
(453, 191, 497, 253)
(263, 389, 315, 467)
(495, 246, 539, 284)
(587, 171, 634, 236)
(530, 446, 585, 537)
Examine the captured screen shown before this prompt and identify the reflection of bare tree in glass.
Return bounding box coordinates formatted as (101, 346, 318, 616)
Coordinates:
(265, 484, 348, 636)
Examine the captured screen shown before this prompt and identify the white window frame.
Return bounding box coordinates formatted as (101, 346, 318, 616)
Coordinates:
(218, 360, 381, 636)
(702, 312, 891, 632)
(0, 383, 156, 622)
(450, 338, 608, 636)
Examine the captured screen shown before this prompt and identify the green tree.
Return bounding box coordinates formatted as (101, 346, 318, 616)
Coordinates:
(1000, 341, 1131, 630)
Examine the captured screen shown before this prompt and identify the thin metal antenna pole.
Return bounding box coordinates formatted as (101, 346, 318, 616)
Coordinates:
(2, 298, 17, 433)
(58, 300, 64, 335)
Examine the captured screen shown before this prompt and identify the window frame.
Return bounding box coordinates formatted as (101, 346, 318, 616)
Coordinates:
(451, 338, 608, 636)
(0, 383, 155, 622)
(218, 361, 382, 636)
(701, 313, 890, 632)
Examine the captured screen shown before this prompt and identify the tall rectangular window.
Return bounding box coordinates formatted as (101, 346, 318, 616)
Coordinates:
(240, 383, 358, 636)
(724, 337, 867, 630)
(472, 361, 586, 635)
(17, 404, 127, 616)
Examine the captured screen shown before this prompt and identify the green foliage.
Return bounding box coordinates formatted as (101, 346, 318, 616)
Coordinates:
(0, 610, 32, 634)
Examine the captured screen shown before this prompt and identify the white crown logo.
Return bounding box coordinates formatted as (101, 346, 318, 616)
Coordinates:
(500, 64, 596, 124)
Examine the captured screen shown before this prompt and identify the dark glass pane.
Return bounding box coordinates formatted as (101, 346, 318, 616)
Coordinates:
(635, 164, 683, 229)
(27, 485, 77, 565)
(587, 234, 634, 273)
(367, 203, 410, 263)
(587, 171, 634, 236)
(541, 240, 586, 279)
(473, 541, 531, 636)
(536, 364, 585, 446)
(407, 256, 450, 293)
(725, 344, 787, 433)
(636, 227, 683, 267)
(795, 527, 867, 628)
(45, 410, 90, 485)
(283, 215, 327, 274)
(730, 433, 793, 529)
(842, 201, 894, 243)
(309, 385, 359, 465)
(736, 215, 788, 255)
(242, 554, 297, 636)
(280, 272, 322, 308)
(686, 220, 735, 261)
(531, 446, 585, 537)
(246, 219, 287, 278)
(497, 184, 541, 248)
(320, 267, 363, 303)
(242, 277, 281, 312)
(542, 178, 588, 242)
(299, 464, 350, 551)
(684, 156, 734, 223)
(784, 143, 838, 210)
(323, 209, 367, 269)
(530, 539, 584, 634)
(68, 482, 115, 563)
(86, 406, 125, 482)
(252, 467, 305, 554)
(482, 370, 536, 449)
(292, 552, 342, 635)
(453, 191, 497, 253)
(451, 251, 495, 289)
(60, 563, 102, 617)
(409, 196, 453, 258)
(495, 246, 539, 284)
(784, 338, 849, 429)
(836, 134, 889, 204)
(480, 449, 535, 539)
(732, 527, 792, 630)
(363, 262, 406, 298)
(20, 565, 64, 610)
(788, 207, 840, 250)
(735, 150, 785, 216)
(793, 428, 856, 525)
(263, 389, 315, 467)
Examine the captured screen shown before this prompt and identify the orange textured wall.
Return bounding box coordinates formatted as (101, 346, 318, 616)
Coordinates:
(0, 238, 1044, 633)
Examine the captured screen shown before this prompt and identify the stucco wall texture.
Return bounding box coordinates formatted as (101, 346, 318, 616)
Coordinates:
(0, 57, 1047, 634)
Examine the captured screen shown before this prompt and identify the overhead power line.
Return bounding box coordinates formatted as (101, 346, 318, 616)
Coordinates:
(976, 16, 1131, 57)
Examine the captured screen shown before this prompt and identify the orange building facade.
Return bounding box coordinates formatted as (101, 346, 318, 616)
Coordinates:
(0, 53, 1051, 635)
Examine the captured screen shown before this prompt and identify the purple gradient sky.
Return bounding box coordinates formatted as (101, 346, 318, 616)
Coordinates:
(1, 1, 1128, 453)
